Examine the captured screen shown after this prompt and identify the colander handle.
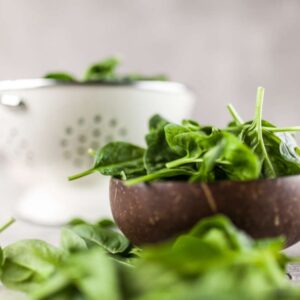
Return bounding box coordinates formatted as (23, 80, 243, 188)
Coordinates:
(0, 94, 25, 108)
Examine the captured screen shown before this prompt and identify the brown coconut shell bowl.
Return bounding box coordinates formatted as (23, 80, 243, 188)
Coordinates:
(109, 176, 300, 248)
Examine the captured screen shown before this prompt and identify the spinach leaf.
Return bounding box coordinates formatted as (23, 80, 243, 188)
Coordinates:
(67, 217, 115, 228)
(69, 142, 145, 180)
(272, 132, 300, 175)
(44, 57, 168, 84)
(258, 130, 300, 177)
(70, 87, 300, 185)
(1, 215, 300, 299)
(164, 124, 204, 157)
(44, 73, 77, 81)
(181, 119, 202, 131)
(218, 132, 260, 181)
(147, 114, 169, 132)
(61, 219, 132, 258)
(31, 249, 122, 300)
(130, 215, 289, 300)
(63, 249, 122, 300)
(188, 214, 252, 251)
(92, 142, 145, 177)
(144, 115, 180, 173)
(239, 88, 276, 178)
(97, 219, 116, 229)
(1, 240, 65, 292)
(60, 228, 88, 254)
(277, 132, 300, 164)
(83, 57, 120, 81)
(189, 136, 226, 182)
(165, 124, 221, 169)
(231, 88, 300, 179)
(190, 132, 260, 182)
(67, 224, 130, 255)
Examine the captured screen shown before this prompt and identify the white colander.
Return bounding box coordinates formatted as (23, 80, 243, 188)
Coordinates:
(0, 79, 195, 225)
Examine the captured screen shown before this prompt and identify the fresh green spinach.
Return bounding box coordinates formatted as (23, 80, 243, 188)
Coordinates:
(69, 142, 146, 181)
(70, 87, 300, 185)
(144, 115, 180, 173)
(1, 215, 300, 300)
(44, 72, 77, 81)
(44, 57, 168, 83)
(1, 240, 65, 292)
(83, 57, 120, 81)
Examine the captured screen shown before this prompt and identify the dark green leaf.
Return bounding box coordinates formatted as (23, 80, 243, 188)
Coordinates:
(83, 57, 119, 81)
(70, 224, 130, 255)
(181, 119, 202, 131)
(97, 219, 116, 229)
(218, 132, 260, 181)
(69, 142, 145, 180)
(190, 132, 260, 182)
(188, 214, 252, 251)
(144, 116, 180, 173)
(60, 228, 88, 254)
(44, 73, 76, 81)
(69, 86, 300, 187)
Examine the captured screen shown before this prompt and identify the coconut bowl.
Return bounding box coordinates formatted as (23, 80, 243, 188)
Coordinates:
(109, 176, 300, 247)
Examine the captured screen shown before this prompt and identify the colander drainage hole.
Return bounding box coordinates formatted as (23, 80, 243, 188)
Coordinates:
(92, 129, 101, 137)
(65, 127, 73, 135)
(78, 135, 87, 143)
(60, 139, 68, 147)
(109, 118, 117, 127)
(78, 117, 85, 126)
(94, 115, 102, 123)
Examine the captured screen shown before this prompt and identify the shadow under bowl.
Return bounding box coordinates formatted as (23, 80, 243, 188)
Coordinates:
(109, 176, 300, 247)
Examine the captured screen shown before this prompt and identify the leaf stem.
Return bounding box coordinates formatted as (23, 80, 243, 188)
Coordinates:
(68, 168, 96, 181)
(227, 104, 244, 125)
(125, 172, 167, 186)
(225, 125, 300, 134)
(0, 217, 15, 234)
(125, 169, 192, 186)
(264, 126, 300, 133)
(166, 157, 203, 169)
(255, 87, 276, 178)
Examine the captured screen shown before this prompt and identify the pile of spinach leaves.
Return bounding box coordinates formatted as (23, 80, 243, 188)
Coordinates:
(44, 57, 168, 82)
(1, 215, 300, 299)
(69, 87, 300, 185)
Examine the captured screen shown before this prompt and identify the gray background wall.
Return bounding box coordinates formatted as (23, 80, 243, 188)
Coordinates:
(0, 0, 300, 127)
